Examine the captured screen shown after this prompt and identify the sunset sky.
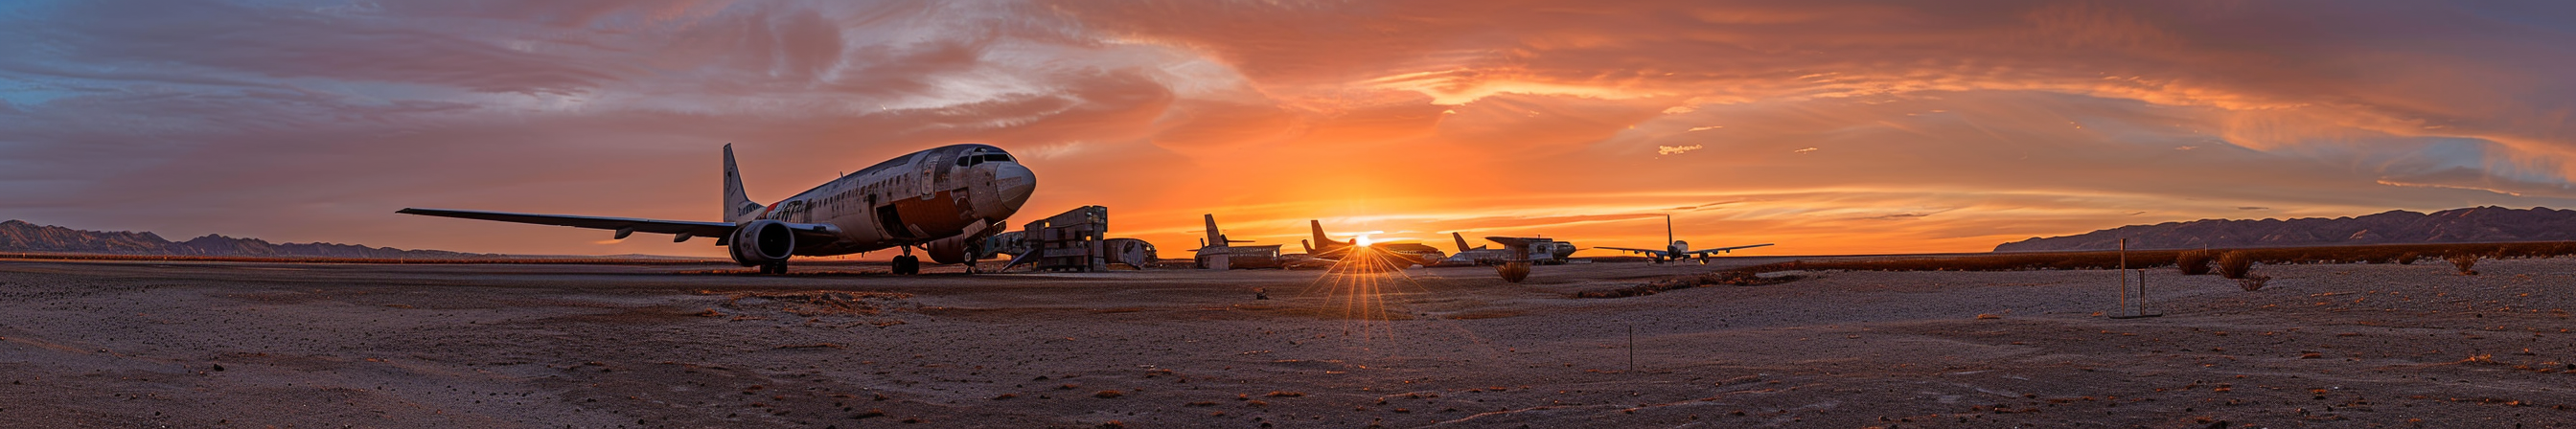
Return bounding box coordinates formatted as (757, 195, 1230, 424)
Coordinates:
(7, 0, 2576, 258)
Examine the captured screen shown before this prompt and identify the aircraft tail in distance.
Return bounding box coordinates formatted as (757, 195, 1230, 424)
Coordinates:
(1203, 214, 1225, 247)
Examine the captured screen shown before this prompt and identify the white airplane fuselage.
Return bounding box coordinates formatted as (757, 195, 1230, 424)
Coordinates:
(753, 144, 1034, 262)
(399, 144, 1033, 275)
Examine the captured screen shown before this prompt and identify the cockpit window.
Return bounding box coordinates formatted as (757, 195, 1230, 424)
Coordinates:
(956, 153, 1013, 167)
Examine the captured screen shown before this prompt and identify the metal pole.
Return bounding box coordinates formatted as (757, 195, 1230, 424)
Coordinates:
(1627, 324, 1637, 373)
(2118, 238, 2128, 316)
(2136, 268, 2148, 315)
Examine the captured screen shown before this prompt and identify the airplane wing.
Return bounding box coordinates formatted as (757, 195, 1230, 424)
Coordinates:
(397, 208, 839, 242)
(1682, 243, 1774, 256)
(1596, 246, 1671, 256)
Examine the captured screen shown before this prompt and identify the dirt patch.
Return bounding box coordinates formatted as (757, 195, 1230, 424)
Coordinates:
(1571, 269, 1806, 299)
(702, 290, 911, 317)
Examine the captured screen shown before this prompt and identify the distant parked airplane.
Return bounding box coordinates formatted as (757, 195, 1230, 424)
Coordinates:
(1192, 214, 1282, 269)
(1301, 220, 1446, 268)
(400, 144, 1035, 275)
(1437, 233, 1576, 266)
(1598, 214, 1772, 264)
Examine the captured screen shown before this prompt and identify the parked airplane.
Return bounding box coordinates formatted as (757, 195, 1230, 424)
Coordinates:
(1192, 214, 1281, 269)
(1437, 233, 1576, 266)
(1300, 220, 1446, 268)
(1599, 214, 1772, 264)
(399, 144, 1035, 275)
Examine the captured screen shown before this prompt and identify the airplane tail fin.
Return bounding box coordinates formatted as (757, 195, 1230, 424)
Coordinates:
(1202, 214, 1223, 248)
(1664, 214, 1674, 244)
(1453, 233, 1471, 253)
(1300, 239, 1313, 254)
(723, 145, 760, 223)
(1310, 220, 1331, 248)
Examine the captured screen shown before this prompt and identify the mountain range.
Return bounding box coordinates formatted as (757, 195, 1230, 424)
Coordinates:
(0, 219, 491, 259)
(1994, 206, 2576, 252)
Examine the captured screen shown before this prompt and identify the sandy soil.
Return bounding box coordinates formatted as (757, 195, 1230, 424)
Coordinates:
(2, 258, 2573, 428)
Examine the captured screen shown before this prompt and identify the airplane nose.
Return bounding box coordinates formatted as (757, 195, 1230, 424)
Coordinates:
(996, 162, 1035, 210)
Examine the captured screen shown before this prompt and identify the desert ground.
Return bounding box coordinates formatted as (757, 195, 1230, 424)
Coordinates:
(2, 257, 2573, 428)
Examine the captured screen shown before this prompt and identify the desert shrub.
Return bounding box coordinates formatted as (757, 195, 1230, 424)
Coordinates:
(2175, 250, 2213, 275)
(2447, 253, 2480, 276)
(2217, 251, 2253, 280)
(2397, 252, 2422, 264)
(2238, 274, 2271, 291)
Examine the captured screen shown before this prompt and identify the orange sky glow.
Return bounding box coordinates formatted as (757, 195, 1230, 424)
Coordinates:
(7, 1, 2576, 258)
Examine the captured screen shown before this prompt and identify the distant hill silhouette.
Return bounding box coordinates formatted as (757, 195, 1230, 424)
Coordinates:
(0, 219, 492, 259)
(1994, 206, 2576, 252)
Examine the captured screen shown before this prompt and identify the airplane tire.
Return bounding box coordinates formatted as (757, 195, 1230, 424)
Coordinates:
(892, 256, 919, 275)
(769, 262, 789, 274)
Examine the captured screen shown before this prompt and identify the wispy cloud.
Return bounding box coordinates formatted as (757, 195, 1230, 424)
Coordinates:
(6, 0, 2576, 257)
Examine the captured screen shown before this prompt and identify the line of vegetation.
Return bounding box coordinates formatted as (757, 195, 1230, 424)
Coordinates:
(1569, 241, 2567, 299)
(1771, 241, 2571, 273)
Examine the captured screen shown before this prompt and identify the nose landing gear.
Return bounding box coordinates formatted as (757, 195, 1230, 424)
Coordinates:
(890, 245, 921, 275)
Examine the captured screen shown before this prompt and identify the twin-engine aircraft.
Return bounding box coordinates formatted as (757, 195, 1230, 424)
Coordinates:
(400, 144, 1035, 275)
(1599, 214, 1773, 264)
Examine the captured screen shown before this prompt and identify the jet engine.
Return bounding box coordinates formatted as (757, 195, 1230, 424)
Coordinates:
(926, 235, 973, 265)
(728, 219, 794, 267)
(924, 219, 999, 265)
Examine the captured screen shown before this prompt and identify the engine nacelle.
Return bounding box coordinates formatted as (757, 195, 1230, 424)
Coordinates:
(926, 235, 973, 265)
(924, 219, 998, 265)
(728, 220, 795, 267)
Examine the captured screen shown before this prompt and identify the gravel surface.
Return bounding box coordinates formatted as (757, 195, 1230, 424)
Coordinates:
(1, 258, 2571, 428)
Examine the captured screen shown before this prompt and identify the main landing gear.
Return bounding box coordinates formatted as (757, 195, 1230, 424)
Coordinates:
(890, 245, 922, 275)
(759, 262, 789, 275)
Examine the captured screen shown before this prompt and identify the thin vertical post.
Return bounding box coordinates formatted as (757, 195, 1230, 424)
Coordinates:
(1627, 324, 1637, 373)
(2135, 267, 2147, 316)
(2118, 238, 2128, 316)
